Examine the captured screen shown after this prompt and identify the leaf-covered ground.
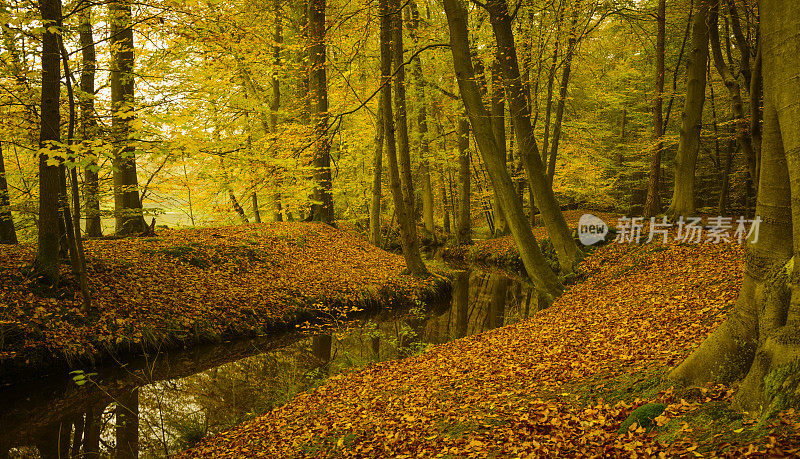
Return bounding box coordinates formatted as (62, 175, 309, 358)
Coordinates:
(179, 240, 800, 457)
(441, 210, 620, 268)
(0, 223, 446, 379)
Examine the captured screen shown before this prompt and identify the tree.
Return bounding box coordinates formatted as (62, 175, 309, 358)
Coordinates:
(643, 0, 666, 218)
(308, 0, 334, 222)
(670, 0, 800, 413)
(0, 142, 17, 243)
(485, 0, 583, 274)
(456, 117, 471, 245)
(668, 0, 710, 218)
(370, 96, 384, 246)
(34, 0, 63, 286)
(79, 3, 102, 237)
(379, 0, 428, 277)
(391, 0, 416, 220)
(110, 0, 147, 234)
(442, 0, 562, 298)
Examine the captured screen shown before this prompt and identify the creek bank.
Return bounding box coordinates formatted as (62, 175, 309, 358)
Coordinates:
(173, 240, 799, 457)
(0, 222, 450, 383)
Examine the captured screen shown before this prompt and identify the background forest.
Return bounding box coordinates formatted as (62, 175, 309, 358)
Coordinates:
(0, 0, 759, 246)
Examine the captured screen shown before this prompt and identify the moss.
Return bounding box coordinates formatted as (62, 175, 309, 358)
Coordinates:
(617, 403, 666, 434)
(763, 359, 800, 419)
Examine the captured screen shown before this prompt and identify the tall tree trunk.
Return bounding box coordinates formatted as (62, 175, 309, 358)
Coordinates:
(670, 0, 800, 414)
(271, 0, 284, 223)
(35, 0, 62, 286)
(0, 142, 17, 244)
(409, 0, 434, 234)
(370, 96, 384, 246)
(490, 58, 509, 236)
(79, 4, 102, 237)
(308, 0, 333, 222)
(708, 0, 757, 189)
(391, 0, 416, 220)
(541, 4, 564, 163)
(668, 0, 711, 218)
(442, 0, 562, 298)
(456, 118, 471, 245)
(486, 0, 583, 274)
(545, 7, 578, 185)
(115, 388, 138, 459)
(110, 0, 145, 235)
(380, 0, 428, 277)
(644, 0, 666, 218)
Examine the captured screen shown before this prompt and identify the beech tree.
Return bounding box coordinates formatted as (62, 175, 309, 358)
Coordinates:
(668, 0, 710, 218)
(670, 0, 800, 412)
(110, 0, 146, 234)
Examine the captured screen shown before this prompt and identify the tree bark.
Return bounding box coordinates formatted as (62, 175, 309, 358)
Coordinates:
(485, 0, 583, 274)
(456, 118, 471, 245)
(0, 142, 17, 244)
(545, 7, 577, 185)
(442, 0, 562, 298)
(671, 0, 800, 414)
(490, 58, 509, 236)
(370, 96, 384, 246)
(409, 1, 434, 234)
(79, 4, 102, 237)
(668, 0, 711, 218)
(391, 0, 416, 220)
(35, 0, 63, 287)
(308, 0, 334, 222)
(708, 0, 757, 190)
(110, 0, 146, 235)
(644, 0, 666, 218)
(380, 0, 428, 277)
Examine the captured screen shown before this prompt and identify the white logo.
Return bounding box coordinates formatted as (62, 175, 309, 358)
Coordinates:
(578, 214, 609, 246)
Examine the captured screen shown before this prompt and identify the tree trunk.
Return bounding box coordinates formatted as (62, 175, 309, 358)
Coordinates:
(644, 0, 666, 218)
(668, 0, 710, 218)
(79, 4, 102, 237)
(670, 0, 800, 415)
(115, 388, 138, 459)
(308, 0, 334, 222)
(708, 0, 757, 191)
(486, 0, 583, 274)
(252, 193, 261, 223)
(379, 0, 428, 277)
(270, 0, 284, 223)
(110, 0, 146, 235)
(0, 142, 17, 244)
(456, 118, 471, 245)
(35, 0, 63, 287)
(545, 7, 577, 185)
(490, 58, 509, 236)
(442, 0, 562, 298)
(541, 4, 564, 163)
(408, 1, 435, 235)
(390, 0, 416, 221)
(370, 95, 384, 246)
(82, 405, 102, 457)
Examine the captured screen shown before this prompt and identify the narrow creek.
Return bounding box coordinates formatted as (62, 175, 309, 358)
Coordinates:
(0, 265, 543, 458)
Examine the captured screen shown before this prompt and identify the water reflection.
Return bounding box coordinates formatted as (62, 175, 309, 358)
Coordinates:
(0, 267, 542, 458)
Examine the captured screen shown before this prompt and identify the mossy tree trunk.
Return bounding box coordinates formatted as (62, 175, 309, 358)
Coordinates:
(670, 0, 800, 414)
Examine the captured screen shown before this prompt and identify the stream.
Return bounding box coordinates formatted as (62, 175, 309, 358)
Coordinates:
(0, 265, 543, 458)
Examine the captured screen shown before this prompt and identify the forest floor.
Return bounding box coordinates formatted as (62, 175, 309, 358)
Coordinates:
(178, 238, 800, 457)
(0, 222, 449, 381)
